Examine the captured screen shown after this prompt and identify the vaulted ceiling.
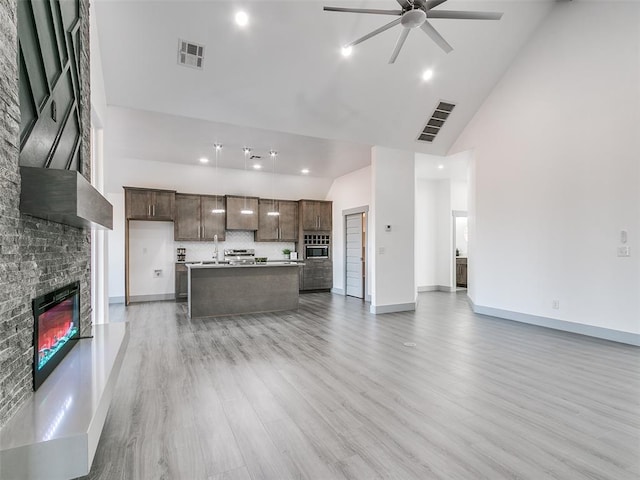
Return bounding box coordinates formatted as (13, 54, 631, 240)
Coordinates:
(95, 0, 556, 178)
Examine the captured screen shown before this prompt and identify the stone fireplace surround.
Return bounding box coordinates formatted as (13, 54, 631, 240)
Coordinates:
(0, 3, 130, 477)
(0, 0, 92, 429)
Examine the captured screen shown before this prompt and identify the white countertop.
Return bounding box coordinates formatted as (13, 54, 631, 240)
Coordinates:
(0, 322, 130, 479)
(186, 262, 303, 269)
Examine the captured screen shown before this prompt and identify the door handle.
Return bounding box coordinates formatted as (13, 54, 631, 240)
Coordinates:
(152, 204, 155, 216)
(148, 205, 151, 216)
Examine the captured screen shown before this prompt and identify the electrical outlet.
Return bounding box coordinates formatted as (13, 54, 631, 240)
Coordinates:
(552, 300, 560, 310)
(378, 246, 385, 255)
(153, 269, 162, 278)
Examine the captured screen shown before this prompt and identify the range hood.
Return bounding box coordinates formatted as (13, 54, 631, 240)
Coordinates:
(20, 167, 113, 230)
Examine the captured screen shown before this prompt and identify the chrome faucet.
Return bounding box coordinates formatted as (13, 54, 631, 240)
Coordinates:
(213, 234, 219, 264)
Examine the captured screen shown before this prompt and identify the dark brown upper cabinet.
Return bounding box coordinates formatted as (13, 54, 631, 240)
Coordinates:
(257, 199, 298, 242)
(174, 194, 226, 241)
(299, 200, 332, 232)
(124, 187, 175, 221)
(226, 195, 259, 231)
(174, 194, 200, 240)
(200, 195, 226, 241)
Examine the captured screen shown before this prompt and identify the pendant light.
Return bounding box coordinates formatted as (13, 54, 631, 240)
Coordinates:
(211, 143, 225, 213)
(241, 147, 253, 215)
(267, 150, 280, 216)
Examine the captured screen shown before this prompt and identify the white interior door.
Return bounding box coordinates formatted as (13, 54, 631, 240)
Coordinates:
(345, 213, 364, 298)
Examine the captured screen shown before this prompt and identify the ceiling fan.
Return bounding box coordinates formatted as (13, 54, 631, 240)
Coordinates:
(323, 0, 504, 63)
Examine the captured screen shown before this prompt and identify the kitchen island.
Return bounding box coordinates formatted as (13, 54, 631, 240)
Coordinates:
(186, 263, 302, 318)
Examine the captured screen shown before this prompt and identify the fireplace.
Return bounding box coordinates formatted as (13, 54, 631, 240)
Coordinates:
(33, 282, 81, 391)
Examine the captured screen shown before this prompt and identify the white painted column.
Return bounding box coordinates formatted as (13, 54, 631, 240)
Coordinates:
(91, 127, 109, 324)
(370, 146, 416, 314)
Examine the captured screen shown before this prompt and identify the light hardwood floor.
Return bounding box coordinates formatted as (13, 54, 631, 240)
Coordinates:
(80, 292, 640, 480)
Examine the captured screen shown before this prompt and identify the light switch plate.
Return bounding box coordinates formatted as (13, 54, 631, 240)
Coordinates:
(617, 246, 630, 257)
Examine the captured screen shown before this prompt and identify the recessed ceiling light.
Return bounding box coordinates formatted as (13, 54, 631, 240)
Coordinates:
(253, 164, 262, 170)
(301, 168, 310, 174)
(235, 11, 249, 27)
(438, 164, 444, 170)
(422, 69, 434, 82)
(199, 157, 209, 164)
(341, 45, 353, 57)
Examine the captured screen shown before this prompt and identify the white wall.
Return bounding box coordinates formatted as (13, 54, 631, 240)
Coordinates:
(371, 147, 415, 312)
(436, 180, 452, 288)
(415, 179, 438, 289)
(104, 154, 333, 197)
(451, 1, 640, 335)
(325, 166, 372, 294)
(107, 193, 125, 300)
(129, 221, 175, 297)
(451, 181, 468, 212)
(467, 152, 477, 300)
(455, 217, 468, 257)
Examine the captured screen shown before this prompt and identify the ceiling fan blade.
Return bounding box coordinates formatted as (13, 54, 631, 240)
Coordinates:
(346, 18, 402, 47)
(424, 0, 448, 9)
(395, 0, 411, 8)
(323, 7, 403, 16)
(420, 20, 453, 53)
(388, 28, 410, 64)
(427, 10, 503, 20)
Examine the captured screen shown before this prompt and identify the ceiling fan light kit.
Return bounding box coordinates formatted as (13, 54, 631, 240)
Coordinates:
(324, 0, 503, 63)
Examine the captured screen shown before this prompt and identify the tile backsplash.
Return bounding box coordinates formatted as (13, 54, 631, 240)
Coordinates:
(175, 231, 295, 262)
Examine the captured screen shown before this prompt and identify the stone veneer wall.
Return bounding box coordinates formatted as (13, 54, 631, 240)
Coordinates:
(0, 0, 92, 428)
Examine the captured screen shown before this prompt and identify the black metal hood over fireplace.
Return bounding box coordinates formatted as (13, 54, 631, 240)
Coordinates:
(19, 167, 113, 230)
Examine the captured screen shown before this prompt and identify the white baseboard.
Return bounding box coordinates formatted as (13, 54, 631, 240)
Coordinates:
(417, 285, 438, 292)
(109, 296, 125, 304)
(129, 293, 175, 303)
(437, 285, 456, 292)
(331, 287, 345, 295)
(370, 302, 416, 314)
(470, 300, 640, 347)
(416, 286, 456, 293)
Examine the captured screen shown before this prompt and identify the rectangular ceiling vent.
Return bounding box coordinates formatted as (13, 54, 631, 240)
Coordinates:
(178, 39, 204, 69)
(417, 101, 455, 143)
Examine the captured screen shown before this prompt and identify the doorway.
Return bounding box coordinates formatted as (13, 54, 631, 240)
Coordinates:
(452, 210, 468, 291)
(344, 209, 367, 299)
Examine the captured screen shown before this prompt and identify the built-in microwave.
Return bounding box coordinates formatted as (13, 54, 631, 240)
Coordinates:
(305, 245, 329, 259)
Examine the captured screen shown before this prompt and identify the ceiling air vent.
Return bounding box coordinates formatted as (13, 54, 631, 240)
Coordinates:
(178, 39, 204, 69)
(417, 101, 455, 143)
